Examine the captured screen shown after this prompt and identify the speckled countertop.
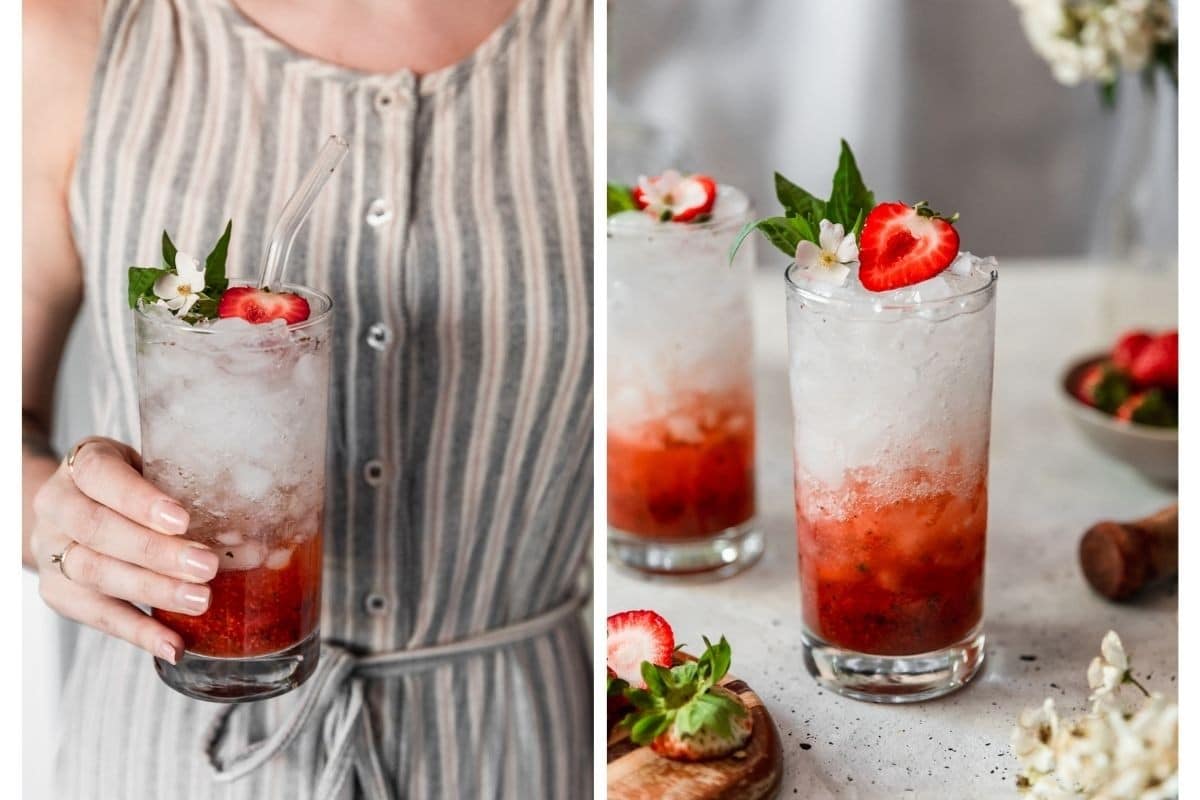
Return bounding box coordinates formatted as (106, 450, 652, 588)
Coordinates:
(607, 261, 1178, 799)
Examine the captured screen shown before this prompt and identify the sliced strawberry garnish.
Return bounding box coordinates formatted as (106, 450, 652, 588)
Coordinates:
(607, 609, 675, 688)
(1111, 330, 1153, 375)
(1129, 331, 1177, 389)
(858, 201, 960, 292)
(634, 171, 717, 223)
(217, 287, 311, 325)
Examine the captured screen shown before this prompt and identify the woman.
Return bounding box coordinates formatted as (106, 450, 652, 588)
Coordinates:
(23, 0, 593, 796)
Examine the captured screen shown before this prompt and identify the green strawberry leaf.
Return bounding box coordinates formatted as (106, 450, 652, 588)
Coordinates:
(161, 230, 178, 270)
(608, 182, 638, 217)
(204, 220, 232, 294)
(774, 172, 826, 223)
(128, 267, 167, 309)
(629, 711, 673, 746)
(1091, 366, 1132, 414)
(642, 662, 669, 696)
(1130, 389, 1178, 428)
(699, 636, 732, 684)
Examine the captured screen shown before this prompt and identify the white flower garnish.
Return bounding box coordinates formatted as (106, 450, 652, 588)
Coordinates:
(1012, 631, 1175, 798)
(153, 251, 207, 317)
(1087, 630, 1129, 711)
(794, 219, 858, 286)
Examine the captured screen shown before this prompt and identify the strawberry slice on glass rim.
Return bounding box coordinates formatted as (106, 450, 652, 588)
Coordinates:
(217, 286, 311, 325)
(633, 170, 718, 223)
(858, 201, 960, 292)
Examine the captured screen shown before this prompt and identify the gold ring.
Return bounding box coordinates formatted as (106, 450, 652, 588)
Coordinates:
(50, 541, 79, 581)
(65, 438, 102, 480)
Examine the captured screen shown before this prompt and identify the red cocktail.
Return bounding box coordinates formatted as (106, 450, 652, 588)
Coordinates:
(608, 393, 755, 540)
(607, 179, 763, 575)
(797, 468, 986, 656)
(153, 530, 323, 657)
(135, 283, 333, 702)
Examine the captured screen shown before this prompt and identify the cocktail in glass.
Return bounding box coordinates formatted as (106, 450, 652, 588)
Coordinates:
(135, 283, 332, 702)
(607, 185, 762, 576)
(786, 263, 997, 701)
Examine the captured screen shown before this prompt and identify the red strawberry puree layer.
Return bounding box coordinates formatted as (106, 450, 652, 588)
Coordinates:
(797, 465, 987, 656)
(608, 395, 755, 540)
(154, 531, 323, 658)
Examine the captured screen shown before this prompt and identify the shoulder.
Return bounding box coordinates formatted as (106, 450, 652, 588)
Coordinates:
(23, 0, 105, 184)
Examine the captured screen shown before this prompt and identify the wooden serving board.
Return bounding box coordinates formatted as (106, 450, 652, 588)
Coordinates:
(606, 659, 783, 800)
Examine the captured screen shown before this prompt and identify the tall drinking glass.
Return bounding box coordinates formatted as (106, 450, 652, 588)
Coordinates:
(607, 185, 763, 577)
(786, 263, 997, 702)
(135, 283, 332, 702)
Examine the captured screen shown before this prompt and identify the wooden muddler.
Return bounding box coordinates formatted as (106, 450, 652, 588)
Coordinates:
(1079, 504, 1178, 601)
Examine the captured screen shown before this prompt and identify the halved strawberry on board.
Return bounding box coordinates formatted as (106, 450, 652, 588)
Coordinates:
(606, 609, 675, 688)
(858, 201, 960, 292)
(217, 286, 311, 325)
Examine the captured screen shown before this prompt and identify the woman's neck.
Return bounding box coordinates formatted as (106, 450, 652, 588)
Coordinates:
(232, 0, 523, 75)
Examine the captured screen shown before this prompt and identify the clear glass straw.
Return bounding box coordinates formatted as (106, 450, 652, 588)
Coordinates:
(258, 134, 350, 289)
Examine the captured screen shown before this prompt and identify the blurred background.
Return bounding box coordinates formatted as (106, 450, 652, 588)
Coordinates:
(609, 0, 1177, 267)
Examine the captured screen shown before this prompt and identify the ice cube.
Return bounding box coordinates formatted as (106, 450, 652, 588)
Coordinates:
(664, 413, 704, 445)
(219, 541, 265, 571)
(230, 462, 274, 500)
(265, 547, 293, 570)
(215, 531, 244, 546)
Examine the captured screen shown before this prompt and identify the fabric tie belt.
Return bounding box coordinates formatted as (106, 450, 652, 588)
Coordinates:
(203, 591, 588, 799)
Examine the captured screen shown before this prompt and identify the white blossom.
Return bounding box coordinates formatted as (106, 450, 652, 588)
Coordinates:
(794, 219, 858, 287)
(153, 250, 207, 317)
(1087, 630, 1129, 711)
(1010, 0, 1175, 87)
(1012, 631, 1176, 798)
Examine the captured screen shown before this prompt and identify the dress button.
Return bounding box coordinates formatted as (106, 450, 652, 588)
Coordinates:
(366, 323, 392, 351)
(363, 459, 386, 487)
(364, 593, 390, 616)
(373, 88, 400, 113)
(365, 198, 393, 227)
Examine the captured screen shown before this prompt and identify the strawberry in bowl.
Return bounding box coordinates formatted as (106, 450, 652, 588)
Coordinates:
(1061, 328, 1178, 486)
(1067, 329, 1178, 428)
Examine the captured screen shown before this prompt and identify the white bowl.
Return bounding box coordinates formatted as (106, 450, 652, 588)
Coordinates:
(1060, 355, 1177, 487)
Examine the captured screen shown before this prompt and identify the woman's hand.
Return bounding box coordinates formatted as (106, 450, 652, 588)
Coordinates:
(30, 437, 219, 663)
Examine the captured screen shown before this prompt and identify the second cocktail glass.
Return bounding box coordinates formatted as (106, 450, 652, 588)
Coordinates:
(786, 264, 998, 702)
(136, 283, 333, 702)
(607, 184, 763, 577)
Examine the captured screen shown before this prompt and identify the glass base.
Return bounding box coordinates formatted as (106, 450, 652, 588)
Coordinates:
(608, 518, 763, 579)
(801, 627, 985, 703)
(154, 629, 320, 703)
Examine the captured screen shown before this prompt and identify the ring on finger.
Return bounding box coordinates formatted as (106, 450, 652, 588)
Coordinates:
(50, 540, 80, 582)
(64, 437, 104, 481)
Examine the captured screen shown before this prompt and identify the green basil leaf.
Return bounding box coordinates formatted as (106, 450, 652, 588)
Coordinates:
(128, 267, 167, 309)
(205, 220, 232, 294)
(161, 230, 178, 270)
(607, 182, 638, 217)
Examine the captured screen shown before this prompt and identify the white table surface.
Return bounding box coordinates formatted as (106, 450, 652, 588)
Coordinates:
(607, 260, 1178, 799)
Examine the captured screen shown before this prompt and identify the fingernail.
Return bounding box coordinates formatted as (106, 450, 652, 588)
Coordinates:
(180, 546, 219, 580)
(176, 584, 211, 613)
(157, 641, 179, 664)
(152, 500, 190, 534)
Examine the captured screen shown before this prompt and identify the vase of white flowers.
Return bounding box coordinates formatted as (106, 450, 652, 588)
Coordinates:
(1012, 0, 1178, 335)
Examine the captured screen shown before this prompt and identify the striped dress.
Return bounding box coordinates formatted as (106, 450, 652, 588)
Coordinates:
(55, 0, 593, 797)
